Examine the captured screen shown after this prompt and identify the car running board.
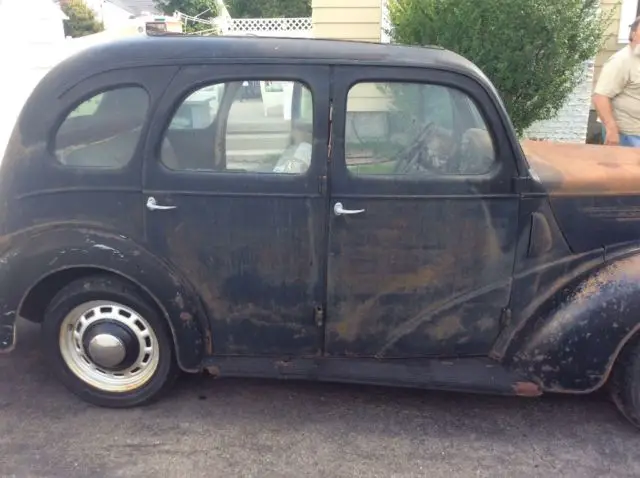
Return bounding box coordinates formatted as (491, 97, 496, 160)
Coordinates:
(201, 356, 542, 397)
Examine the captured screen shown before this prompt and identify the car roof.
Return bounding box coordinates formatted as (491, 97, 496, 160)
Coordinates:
(53, 35, 488, 81)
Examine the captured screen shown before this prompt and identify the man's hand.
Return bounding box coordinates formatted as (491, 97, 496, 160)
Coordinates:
(593, 94, 621, 146)
(605, 126, 620, 146)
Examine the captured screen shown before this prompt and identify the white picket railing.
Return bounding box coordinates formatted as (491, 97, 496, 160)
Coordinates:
(224, 17, 312, 34)
(216, 16, 312, 38)
(175, 12, 312, 38)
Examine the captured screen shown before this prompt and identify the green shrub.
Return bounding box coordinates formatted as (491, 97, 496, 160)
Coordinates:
(225, 0, 312, 18)
(387, 0, 612, 135)
(61, 0, 104, 38)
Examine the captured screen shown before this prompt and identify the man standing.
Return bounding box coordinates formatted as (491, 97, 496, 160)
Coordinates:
(593, 17, 640, 146)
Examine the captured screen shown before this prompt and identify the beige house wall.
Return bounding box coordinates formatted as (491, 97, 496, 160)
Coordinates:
(595, 0, 627, 88)
(311, 0, 382, 43)
(312, 0, 388, 113)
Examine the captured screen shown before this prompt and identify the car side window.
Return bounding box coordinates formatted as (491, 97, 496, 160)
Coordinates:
(345, 81, 496, 176)
(161, 80, 314, 174)
(55, 86, 149, 169)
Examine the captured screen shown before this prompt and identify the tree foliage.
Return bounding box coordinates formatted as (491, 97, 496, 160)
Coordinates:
(387, 0, 611, 135)
(154, 0, 219, 33)
(225, 0, 311, 18)
(60, 0, 104, 38)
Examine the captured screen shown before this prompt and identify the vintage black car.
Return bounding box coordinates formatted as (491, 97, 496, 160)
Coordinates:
(2, 35, 640, 428)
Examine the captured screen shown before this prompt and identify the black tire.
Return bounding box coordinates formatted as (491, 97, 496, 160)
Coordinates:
(610, 334, 640, 429)
(41, 274, 179, 408)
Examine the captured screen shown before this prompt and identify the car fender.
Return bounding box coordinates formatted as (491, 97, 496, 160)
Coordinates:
(505, 252, 640, 393)
(0, 224, 210, 371)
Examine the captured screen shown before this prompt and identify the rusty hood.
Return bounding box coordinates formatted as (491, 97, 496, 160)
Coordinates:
(520, 140, 640, 253)
(520, 140, 640, 196)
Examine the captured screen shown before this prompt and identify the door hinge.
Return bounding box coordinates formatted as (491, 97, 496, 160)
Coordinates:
(327, 103, 333, 159)
(318, 175, 327, 195)
(499, 307, 512, 328)
(314, 305, 325, 327)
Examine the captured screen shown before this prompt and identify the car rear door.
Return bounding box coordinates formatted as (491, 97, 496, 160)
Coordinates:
(325, 65, 521, 358)
(143, 63, 330, 357)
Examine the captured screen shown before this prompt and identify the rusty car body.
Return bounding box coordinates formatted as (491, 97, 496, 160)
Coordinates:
(3, 35, 640, 428)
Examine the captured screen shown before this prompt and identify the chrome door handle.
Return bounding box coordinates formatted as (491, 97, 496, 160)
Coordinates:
(146, 196, 176, 211)
(334, 202, 365, 216)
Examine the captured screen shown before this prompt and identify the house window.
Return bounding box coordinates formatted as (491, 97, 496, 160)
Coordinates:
(618, 0, 640, 43)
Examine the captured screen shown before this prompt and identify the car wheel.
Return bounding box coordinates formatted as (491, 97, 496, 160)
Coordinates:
(42, 275, 178, 408)
(610, 334, 640, 429)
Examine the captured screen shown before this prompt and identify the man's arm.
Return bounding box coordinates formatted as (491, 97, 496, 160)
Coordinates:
(593, 94, 620, 145)
(593, 53, 629, 145)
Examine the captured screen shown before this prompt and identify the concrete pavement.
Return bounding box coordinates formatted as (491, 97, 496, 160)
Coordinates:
(226, 99, 291, 167)
(0, 318, 639, 477)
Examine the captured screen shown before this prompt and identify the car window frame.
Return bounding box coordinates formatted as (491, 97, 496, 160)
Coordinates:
(158, 77, 315, 176)
(51, 84, 151, 171)
(143, 63, 331, 196)
(343, 79, 497, 179)
(330, 65, 519, 197)
(17, 67, 177, 195)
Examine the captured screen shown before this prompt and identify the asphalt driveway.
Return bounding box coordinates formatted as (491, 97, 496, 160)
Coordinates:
(0, 319, 639, 477)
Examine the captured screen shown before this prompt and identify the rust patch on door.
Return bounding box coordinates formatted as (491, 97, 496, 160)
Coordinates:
(180, 311, 194, 325)
(327, 193, 514, 358)
(513, 381, 542, 397)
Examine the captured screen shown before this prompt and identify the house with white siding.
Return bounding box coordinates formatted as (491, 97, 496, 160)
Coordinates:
(83, 0, 161, 30)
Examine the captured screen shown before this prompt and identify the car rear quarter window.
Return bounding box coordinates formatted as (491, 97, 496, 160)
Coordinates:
(54, 86, 149, 169)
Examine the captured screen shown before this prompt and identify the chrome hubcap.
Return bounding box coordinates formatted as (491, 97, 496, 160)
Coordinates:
(59, 300, 160, 393)
(87, 334, 126, 369)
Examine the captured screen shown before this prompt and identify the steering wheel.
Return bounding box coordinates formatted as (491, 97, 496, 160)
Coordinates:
(393, 120, 467, 175)
(392, 121, 440, 174)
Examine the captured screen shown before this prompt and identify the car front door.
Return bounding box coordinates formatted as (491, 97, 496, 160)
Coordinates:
(325, 66, 520, 358)
(143, 64, 330, 356)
